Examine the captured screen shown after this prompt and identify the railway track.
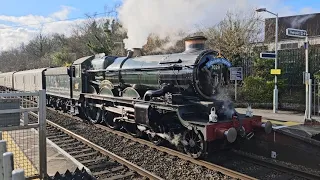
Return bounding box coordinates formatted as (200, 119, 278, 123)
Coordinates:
(232, 150, 320, 180)
(29, 108, 254, 180)
(208, 150, 320, 180)
(30, 112, 163, 180)
(44, 108, 320, 180)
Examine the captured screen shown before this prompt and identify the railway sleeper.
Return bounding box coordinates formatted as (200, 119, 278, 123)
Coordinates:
(58, 141, 82, 148)
(104, 171, 136, 180)
(73, 151, 99, 159)
(48, 136, 72, 142)
(62, 144, 87, 151)
(68, 148, 93, 155)
(46, 134, 69, 139)
(52, 139, 76, 145)
(80, 157, 106, 164)
(86, 162, 120, 171)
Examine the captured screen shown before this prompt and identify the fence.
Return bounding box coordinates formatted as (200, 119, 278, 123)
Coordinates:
(313, 80, 320, 116)
(228, 80, 320, 116)
(0, 89, 46, 179)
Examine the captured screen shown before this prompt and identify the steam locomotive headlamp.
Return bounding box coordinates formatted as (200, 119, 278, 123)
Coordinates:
(262, 121, 273, 134)
(246, 105, 253, 117)
(209, 107, 218, 123)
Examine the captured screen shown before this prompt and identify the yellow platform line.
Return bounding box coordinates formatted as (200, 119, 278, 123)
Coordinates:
(262, 119, 302, 126)
(2, 131, 38, 178)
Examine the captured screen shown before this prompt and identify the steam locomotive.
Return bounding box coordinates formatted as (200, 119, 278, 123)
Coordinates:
(0, 36, 272, 158)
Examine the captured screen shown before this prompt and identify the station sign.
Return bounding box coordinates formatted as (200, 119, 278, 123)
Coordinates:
(286, 28, 307, 38)
(260, 52, 276, 59)
(230, 67, 243, 80)
(270, 69, 281, 75)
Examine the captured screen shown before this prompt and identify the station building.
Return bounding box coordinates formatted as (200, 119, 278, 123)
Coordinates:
(257, 12, 320, 50)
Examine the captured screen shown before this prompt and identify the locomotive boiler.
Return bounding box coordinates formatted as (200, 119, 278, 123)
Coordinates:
(87, 36, 231, 100)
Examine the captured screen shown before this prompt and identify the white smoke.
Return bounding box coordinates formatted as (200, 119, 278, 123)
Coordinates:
(117, 0, 268, 49)
(213, 86, 235, 118)
(289, 14, 316, 28)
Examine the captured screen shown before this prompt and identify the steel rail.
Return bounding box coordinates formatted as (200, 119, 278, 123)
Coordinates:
(233, 150, 320, 180)
(46, 108, 256, 180)
(95, 124, 257, 180)
(30, 112, 164, 180)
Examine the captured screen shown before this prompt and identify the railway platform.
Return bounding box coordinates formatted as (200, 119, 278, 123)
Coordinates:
(235, 108, 320, 126)
(236, 108, 320, 171)
(2, 128, 88, 178)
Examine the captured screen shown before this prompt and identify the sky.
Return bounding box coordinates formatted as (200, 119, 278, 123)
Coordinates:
(0, 0, 320, 51)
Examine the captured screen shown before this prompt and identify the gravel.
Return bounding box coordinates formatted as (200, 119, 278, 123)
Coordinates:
(45, 109, 235, 180)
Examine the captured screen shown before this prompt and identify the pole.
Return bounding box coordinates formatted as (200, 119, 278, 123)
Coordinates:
(38, 90, 47, 179)
(314, 80, 316, 116)
(12, 169, 25, 180)
(0, 140, 7, 180)
(305, 36, 309, 120)
(318, 81, 320, 116)
(309, 79, 312, 119)
(235, 80, 237, 101)
(3, 152, 14, 180)
(273, 14, 279, 113)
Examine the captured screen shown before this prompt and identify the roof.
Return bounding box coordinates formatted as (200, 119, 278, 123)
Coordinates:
(73, 55, 95, 65)
(13, 68, 46, 75)
(0, 71, 15, 76)
(45, 67, 69, 75)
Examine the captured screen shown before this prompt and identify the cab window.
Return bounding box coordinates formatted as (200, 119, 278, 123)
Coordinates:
(75, 65, 81, 78)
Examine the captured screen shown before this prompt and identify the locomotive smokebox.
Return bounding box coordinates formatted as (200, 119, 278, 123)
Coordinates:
(184, 36, 207, 53)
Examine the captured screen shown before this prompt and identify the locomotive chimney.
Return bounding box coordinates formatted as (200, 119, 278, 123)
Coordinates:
(184, 36, 207, 53)
(132, 48, 143, 57)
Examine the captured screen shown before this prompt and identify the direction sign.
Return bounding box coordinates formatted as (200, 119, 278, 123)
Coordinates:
(286, 28, 307, 38)
(260, 52, 276, 59)
(230, 67, 243, 80)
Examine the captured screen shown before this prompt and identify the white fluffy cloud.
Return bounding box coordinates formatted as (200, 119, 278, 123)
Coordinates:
(0, 6, 84, 51)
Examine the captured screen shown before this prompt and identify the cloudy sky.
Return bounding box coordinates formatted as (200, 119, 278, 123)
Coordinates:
(0, 0, 320, 51)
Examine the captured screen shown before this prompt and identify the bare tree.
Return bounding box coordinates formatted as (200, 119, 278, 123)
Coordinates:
(202, 11, 263, 63)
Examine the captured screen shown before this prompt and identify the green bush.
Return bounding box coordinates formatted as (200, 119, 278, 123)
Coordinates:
(239, 76, 285, 103)
(315, 71, 320, 81)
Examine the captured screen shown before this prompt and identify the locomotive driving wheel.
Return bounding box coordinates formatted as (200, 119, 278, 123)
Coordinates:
(102, 110, 120, 130)
(182, 128, 205, 158)
(148, 124, 165, 146)
(123, 122, 142, 138)
(84, 98, 102, 124)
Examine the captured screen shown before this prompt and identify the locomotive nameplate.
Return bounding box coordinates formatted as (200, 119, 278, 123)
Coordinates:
(205, 57, 232, 68)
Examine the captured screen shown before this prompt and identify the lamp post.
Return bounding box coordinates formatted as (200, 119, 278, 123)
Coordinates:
(256, 8, 279, 113)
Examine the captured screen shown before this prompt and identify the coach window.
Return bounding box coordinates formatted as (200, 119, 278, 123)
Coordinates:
(75, 65, 81, 78)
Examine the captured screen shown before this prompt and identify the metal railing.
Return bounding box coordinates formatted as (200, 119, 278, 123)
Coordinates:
(0, 89, 46, 179)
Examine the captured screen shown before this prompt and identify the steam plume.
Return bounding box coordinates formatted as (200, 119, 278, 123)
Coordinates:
(117, 0, 264, 49)
(289, 14, 315, 28)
